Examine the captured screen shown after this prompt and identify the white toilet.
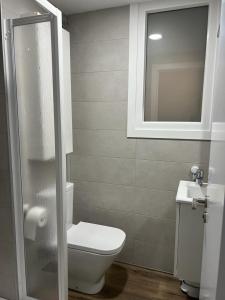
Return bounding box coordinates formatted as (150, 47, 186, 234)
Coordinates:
(66, 182, 126, 294)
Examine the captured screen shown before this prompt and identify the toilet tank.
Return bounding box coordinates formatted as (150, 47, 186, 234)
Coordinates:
(66, 182, 74, 228)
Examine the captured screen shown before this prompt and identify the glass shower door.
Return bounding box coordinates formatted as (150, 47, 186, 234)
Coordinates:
(4, 12, 66, 300)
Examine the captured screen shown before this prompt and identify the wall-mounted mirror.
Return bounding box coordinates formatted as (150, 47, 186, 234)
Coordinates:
(128, 0, 219, 139)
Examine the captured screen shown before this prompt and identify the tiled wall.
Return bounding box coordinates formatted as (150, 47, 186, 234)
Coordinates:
(0, 30, 18, 300)
(68, 6, 210, 273)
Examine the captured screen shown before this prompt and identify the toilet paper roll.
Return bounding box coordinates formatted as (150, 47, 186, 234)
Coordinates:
(24, 206, 47, 241)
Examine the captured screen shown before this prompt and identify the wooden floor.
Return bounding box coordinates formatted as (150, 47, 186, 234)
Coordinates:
(68, 263, 190, 300)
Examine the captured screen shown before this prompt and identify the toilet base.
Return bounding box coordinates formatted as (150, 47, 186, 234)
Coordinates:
(69, 275, 105, 295)
(180, 280, 200, 299)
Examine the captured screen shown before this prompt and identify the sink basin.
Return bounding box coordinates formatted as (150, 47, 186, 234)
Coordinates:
(176, 180, 208, 204)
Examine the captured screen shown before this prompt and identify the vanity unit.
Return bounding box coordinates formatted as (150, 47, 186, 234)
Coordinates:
(174, 180, 206, 298)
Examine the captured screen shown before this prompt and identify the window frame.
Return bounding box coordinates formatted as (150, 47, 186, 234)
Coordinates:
(127, 0, 220, 140)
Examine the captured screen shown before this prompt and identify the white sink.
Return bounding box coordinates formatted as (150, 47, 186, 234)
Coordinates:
(176, 180, 208, 204)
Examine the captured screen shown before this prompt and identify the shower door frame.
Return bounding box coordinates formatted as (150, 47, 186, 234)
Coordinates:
(1, 1, 67, 300)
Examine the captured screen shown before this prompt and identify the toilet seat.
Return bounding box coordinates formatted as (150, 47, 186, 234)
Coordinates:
(67, 222, 126, 255)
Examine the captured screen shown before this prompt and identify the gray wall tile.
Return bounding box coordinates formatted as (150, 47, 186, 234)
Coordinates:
(71, 39, 129, 73)
(136, 139, 210, 163)
(68, 6, 129, 43)
(72, 102, 127, 130)
(133, 188, 176, 220)
(74, 129, 136, 158)
(74, 180, 136, 213)
(132, 215, 176, 246)
(133, 240, 175, 273)
(70, 155, 136, 185)
(117, 238, 134, 265)
(74, 181, 106, 210)
(135, 160, 207, 191)
(68, 6, 210, 273)
(71, 71, 128, 101)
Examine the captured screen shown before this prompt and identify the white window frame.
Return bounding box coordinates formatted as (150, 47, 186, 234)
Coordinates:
(127, 0, 220, 140)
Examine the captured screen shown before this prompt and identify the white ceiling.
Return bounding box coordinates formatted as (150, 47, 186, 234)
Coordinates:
(49, 0, 146, 15)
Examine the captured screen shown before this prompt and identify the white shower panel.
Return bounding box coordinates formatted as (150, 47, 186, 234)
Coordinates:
(15, 22, 55, 160)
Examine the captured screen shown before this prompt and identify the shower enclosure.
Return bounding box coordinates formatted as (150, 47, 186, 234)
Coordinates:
(1, 0, 67, 299)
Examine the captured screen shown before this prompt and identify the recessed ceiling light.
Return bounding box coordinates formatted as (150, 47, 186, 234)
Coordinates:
(149, 33, 163, 40)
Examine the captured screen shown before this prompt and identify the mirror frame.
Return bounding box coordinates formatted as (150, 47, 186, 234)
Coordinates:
(127, 0, 220, 140)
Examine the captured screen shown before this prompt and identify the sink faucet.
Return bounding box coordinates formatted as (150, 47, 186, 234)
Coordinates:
(195, 169, 204, 186)
(191, 165, 204, 186)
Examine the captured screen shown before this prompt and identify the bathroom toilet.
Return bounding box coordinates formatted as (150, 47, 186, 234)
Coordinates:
(66, 182, 126, 294)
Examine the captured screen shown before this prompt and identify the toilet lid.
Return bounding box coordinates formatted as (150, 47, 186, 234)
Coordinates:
(67, 222, 126, 255)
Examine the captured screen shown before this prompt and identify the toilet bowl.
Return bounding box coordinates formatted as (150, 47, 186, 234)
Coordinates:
(66, 183, 126, 294)
(67, 222, 126, 294)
